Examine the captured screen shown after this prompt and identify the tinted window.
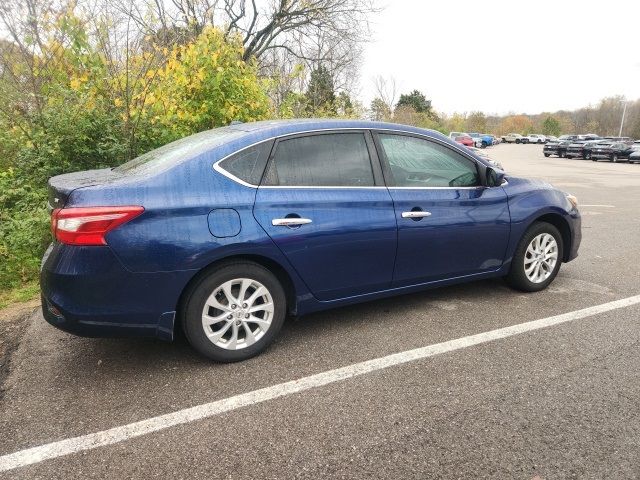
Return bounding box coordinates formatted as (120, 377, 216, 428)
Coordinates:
(219, 142, 271, 185)
(379, 134, 479, 188)
(263, 133, 374, 187)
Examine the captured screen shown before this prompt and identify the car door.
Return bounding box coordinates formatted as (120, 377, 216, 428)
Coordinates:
(252, 130, 397, 301)
(373, 132, 511, 287)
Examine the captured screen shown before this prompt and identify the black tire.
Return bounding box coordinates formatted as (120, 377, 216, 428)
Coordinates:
(505, 222, 564, 292)
(559, 151, 565, 158)
(544, 153, 550, 157)
(181, 261, 287, 362)
(584, 152, 591, 160)
(611, 154, 618, 163)
(515, 139, 521, 144)
(592, 158, 597, 162)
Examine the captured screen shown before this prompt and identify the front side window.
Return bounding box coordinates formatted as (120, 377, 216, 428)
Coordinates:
(263, 133, 375, 187)
(378, 134, 480, 188)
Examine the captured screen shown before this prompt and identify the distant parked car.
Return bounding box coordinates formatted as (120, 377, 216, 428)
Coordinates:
(449, 131, 468, 140)
(502, 133, 524, 144)
(543, 135, 579, 158)
(590, 142, 636, 162)
(628, 148, 640, 164)
(523, 134, 546, 144)
(468, 132, 494, 148)
(454, 135, 474, 147)
(580, 140, 608, 160)
(545, 136, 558, 142)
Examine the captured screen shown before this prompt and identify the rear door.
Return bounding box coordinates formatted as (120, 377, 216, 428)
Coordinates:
(253, 131, 397, 301)
(373, 132, 511, 287)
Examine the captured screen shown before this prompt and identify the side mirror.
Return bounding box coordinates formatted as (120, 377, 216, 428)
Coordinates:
(486, 167, 505, 187)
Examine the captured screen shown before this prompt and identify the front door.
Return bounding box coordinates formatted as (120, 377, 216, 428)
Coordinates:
(253, 131, 397, 301)
(373, 132, 511, 287)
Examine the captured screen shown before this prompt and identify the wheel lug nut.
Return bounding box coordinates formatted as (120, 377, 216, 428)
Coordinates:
(227, 315, 233, 320)
(231, 304, 237, 309)
(245, 313, 250, 319)
(242, 303, 247, 308)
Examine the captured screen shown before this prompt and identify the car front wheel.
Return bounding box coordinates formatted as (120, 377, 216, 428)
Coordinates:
(505, 222, 563, 292)
(611, 154, 618, 163)
(181, 262, 287, 362)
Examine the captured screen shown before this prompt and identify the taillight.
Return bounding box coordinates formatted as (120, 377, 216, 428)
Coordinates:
(51, 206, 144, 246)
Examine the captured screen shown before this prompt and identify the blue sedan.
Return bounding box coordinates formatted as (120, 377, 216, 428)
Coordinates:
(41, 120, 581, 362)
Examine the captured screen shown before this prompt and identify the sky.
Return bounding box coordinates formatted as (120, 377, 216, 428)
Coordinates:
(359, 0, 640, 115)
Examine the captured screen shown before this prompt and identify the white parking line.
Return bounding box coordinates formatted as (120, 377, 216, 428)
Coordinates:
(2, 294, 640, 473)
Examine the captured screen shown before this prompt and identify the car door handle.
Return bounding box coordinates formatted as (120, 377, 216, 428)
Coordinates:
(401, 211, 432, 218)
(272, 218, 313, 227)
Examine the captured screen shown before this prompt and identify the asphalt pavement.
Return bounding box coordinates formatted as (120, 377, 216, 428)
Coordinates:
(1, 143, 639, 479)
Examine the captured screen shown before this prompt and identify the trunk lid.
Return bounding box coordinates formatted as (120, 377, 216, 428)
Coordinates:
(48, 168, 122, 210)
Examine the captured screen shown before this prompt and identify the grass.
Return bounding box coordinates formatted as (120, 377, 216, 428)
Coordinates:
(0, 282, 40, 310)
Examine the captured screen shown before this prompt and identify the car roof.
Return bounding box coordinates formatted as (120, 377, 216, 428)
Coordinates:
(226, 119, 436, 136)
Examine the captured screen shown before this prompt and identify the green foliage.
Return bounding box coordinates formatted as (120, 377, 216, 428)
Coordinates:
(305, 65, 336, 115)
(0, 18, 270, 296)
(143, 28, 270, 145)
(466, 111, 487, 133)
(542, 116, 562, 136)
(397, 90, 433, 115)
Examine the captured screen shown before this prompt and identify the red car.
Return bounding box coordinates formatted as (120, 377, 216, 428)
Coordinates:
(454, 135, 474, 147)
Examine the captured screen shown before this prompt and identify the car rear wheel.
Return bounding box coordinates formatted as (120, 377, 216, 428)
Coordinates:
(559, 151, 565, 158)
(584, 152, 591, 160)
(611, 154, 618, 163)
(181, 262, 286, 362)
(515, 139, 521, 144)
(505, 222, 563, 292)
(544, 153, 550, 157)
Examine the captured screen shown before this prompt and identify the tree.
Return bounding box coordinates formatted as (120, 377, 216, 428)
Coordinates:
(498, 115, 534, 135)
(466, 111, 487, 133)
(541, 116, 562, 136)
(305, 65, 336, 114)
(370, 97, 391, 121)
(396, 89, 432, 114)
(143, 27, 270, 144)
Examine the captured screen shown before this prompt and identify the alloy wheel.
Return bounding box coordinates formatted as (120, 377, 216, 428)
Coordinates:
(201, 278, 274, 350)
(524, 233, 558, 284)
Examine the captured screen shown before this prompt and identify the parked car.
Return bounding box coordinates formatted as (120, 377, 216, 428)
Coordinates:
(581, 140, 608, 160)
(543, 135, 579, 158)
(523, 134, 546, 144)
(454, 135, 474, 147)
(564, 141, 588, 159)
(468, 132, 494, 148)
(545, 136, 558, 142)
(628, 149, 640, 164)
(590, 142, 636, 162)
(42, 120, 581, 362)
(502, 133, 524, 143)
(449, 131, 468, 140)
(565, 138, 604, 159)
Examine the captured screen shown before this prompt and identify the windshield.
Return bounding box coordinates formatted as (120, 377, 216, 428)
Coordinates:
(114, 127, 246, 174)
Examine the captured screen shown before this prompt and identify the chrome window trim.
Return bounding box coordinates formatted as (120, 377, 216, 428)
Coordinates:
(212, 126, 484, 189)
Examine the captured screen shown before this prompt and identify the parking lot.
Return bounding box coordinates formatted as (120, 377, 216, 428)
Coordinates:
(1, 143, 639, 479)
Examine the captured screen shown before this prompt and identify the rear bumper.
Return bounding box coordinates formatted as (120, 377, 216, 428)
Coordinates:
(565, 150, 583, 157)
(40, 243, 196, 340)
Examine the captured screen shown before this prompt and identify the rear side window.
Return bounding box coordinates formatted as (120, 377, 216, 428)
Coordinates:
(218, 141, 272, 185)
(378, 134, 479, 188)
(263, 133, 375, 187)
